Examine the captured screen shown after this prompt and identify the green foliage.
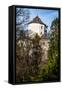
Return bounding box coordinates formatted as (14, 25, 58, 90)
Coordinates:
(50, 18, 59, 30)
(41, 18, 60, 81)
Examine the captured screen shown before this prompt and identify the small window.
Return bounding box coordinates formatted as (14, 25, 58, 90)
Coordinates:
(41, 26, 43, 29)
(43, 42, 45, 45)
(41, 32, 42, 35)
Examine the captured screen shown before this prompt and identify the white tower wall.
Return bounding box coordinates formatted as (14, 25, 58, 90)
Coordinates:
(28, 23, 45, 36)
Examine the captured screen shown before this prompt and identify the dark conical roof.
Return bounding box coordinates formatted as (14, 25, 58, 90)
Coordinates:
(28, 16, 47, 27)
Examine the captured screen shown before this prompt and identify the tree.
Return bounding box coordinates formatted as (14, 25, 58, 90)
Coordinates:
(16, 8, 30, 39)
(41, 18, 60, 81)
(48, 18, 60, 81)
(16, 8, 30, 82)
(16, 8, 30, 26)
(28, 34, 42, 81)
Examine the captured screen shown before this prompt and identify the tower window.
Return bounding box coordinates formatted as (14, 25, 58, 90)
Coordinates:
(41, 26, 43, 29)
(43, 42, 45, 45)
(41, 32, 42, 35)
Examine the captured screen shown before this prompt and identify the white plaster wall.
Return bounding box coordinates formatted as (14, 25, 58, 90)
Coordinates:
(28, 23, 45, 36)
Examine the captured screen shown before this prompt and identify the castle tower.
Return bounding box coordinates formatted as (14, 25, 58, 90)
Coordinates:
(28, 16, 47, 37)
